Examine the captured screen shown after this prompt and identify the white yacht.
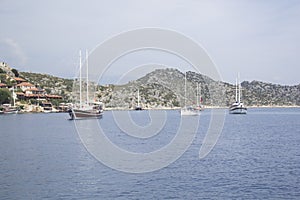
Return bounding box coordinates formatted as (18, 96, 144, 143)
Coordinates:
(229, 74, 247, 114)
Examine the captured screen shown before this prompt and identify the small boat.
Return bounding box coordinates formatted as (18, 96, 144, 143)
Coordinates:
(68, 50, 104, 120)
(181, 72, 199, 116)
(40, 101, 53, 113)
(2, 104, 19, 114)
(229, 102, 247, 114)
(1, 87, 19, 114)
(229, 74, 247, 114)
(134, 88, 143, 110)
(195, 83, 204, 111)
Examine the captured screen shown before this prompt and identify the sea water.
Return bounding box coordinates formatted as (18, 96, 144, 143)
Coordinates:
(0, 108, 299, 199)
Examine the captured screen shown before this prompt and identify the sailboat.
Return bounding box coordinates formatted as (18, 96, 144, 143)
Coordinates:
(68, 50, 103, 120)
(2, 87, 19, 114)
(135, 88, 143, 110)
(229, 74, 247, 114)
(181, 72, 199, 116)
(195, 83, 204, 111)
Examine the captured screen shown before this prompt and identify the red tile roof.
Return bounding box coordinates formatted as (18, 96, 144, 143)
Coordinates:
(16, 82, 34, 87)
(0, 83, 7, 87)
(16, 92, 25, 96)
(14, 77, 26, 82)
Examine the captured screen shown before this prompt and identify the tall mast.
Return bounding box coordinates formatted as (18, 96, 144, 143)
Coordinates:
(184, 72, 187, 107)
(12, 86, 15, 106)
(79, 50, 82, 108)
(238, 73, 241, 103)
(196, 83, 199, 106)
(137, 88, 140, 107)
(86, 49, 89, 105)
(199, 83, 202, 104)
(235, 78, 238, 102)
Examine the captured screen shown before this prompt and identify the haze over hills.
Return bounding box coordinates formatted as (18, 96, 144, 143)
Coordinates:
(1, 62, 299, 108)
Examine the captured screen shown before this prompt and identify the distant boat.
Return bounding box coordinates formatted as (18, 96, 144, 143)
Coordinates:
(39, 101, 59, 113)
(68, 50, 103, 120)
(181, 72, 199, 116)
(229, 74, 247, 114)
(40, 102, 52, 113)
(2, 104, 19, 114)
(2, 87, 19, 114)
(195, 83, 204, 111)
(135, 88, 143, 110)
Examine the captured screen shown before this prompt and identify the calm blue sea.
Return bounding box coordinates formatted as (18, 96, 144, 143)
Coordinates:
(0, 108, 299, 199)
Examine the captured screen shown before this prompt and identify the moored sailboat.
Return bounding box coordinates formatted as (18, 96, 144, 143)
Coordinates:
(181, 72, 199, 116)
(2, 104, 19, 114)
(135, 88, 143, 110)
(2, 87, 19, 114)
(195, 83, 204, 111)
(68, 50, 103, 120)
(229, 74, 247, 114)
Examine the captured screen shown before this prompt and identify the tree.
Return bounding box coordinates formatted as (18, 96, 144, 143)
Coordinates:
(0, 74, 6, 83)
(11, 68, 19, 77)
(0, 88, 12, 104)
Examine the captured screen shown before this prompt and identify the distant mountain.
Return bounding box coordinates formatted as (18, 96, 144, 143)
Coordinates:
(241, 81, 300, 106)
(97, 68, 300, 108)
(2, 61, 299, 108)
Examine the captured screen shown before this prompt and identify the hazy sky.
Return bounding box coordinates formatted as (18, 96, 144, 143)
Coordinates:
(1, 0, 300, 85)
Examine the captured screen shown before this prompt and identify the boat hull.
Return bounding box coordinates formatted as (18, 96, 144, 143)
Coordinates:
(68, 108, 103, 120)
(3, 109, 19, 114)
(229, 107, 247, 114)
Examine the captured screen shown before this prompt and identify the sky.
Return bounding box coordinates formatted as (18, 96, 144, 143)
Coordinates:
(0, 0, 300, 85)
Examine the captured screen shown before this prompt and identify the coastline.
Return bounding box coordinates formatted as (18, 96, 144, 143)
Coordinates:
(1, 105, 299, 114)
(102, 105, 300, 111)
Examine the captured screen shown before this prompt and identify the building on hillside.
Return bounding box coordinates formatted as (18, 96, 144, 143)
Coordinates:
(14, 77, 27, 84)
(25, 87, 45, 95)
(16, 90, 62, 101)
(16, 92, 25, 100)
(16, 82, 35, 92)
(0, 83, 7, 88)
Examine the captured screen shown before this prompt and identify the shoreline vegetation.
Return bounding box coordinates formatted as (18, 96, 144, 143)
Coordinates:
(4, 105, 300, 114)
(1, 62, 299, 114)
(105, 105, 300, 110)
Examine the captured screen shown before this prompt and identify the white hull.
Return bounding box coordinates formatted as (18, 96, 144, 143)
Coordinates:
(4, 110, 18, 114)
(229, 103, 247, 114)
(43, 110, 52, 113)
(229, 74, 247, 114)
(229, 107, 247, 114)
